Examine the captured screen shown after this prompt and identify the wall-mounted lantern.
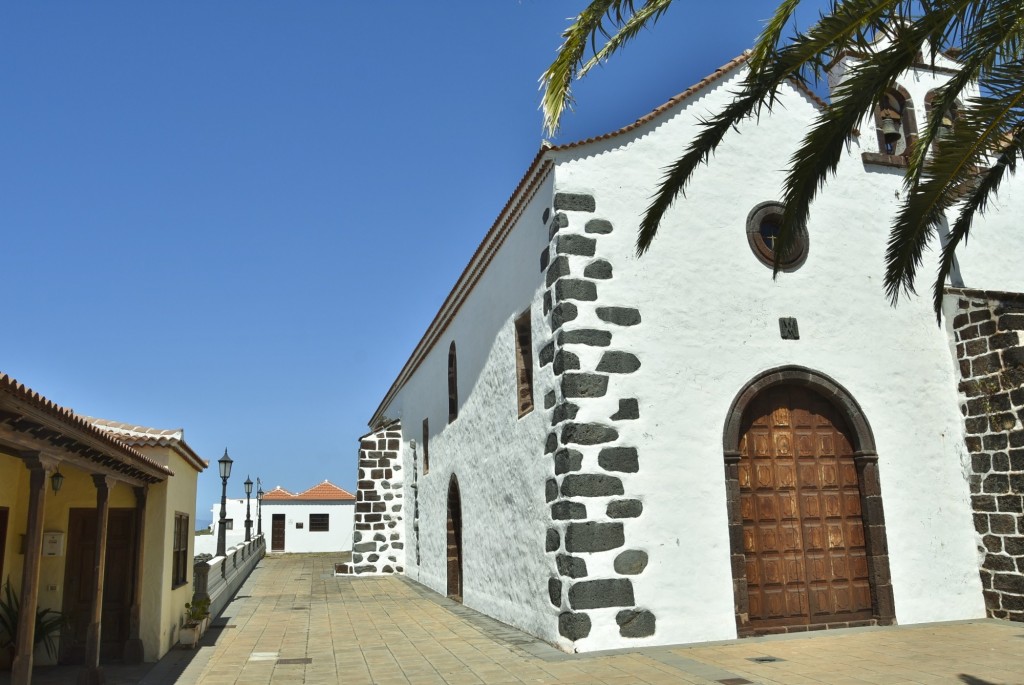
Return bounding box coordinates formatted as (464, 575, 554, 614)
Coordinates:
(50, 467, 64, 494)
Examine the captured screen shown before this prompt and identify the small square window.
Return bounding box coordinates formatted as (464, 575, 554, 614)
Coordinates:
(295, 522, 303, 529)
(309, 514, 329, 532)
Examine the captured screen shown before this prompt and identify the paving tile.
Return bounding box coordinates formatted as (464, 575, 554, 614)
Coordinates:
(9, 553, 1023, 685)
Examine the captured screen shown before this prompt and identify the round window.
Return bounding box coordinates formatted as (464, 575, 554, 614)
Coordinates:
(746, 201, 808, 270)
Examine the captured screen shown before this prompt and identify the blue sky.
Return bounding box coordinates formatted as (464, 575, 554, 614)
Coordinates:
(1, 1, 829, 523)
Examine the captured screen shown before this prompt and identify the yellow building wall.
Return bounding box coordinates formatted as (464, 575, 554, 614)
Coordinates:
(0, 449, 135, 665)
(137, 446, 201, 660)
(0, 453, 29, 589)
(1, 445, 203, 664)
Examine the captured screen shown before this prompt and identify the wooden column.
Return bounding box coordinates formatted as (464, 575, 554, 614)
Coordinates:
(77, 475, 113, 685)
(11, 453, 48, 685)
(122, 486, 147, 663)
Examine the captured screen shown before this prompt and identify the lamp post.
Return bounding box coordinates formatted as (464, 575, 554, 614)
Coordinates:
(216, 449, 233, 557)
(244, 476, 253, 542)
(256, 478, 263, 537)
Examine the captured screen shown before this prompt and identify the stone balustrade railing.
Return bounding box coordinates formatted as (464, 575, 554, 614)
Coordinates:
(193, 534, 265, 621)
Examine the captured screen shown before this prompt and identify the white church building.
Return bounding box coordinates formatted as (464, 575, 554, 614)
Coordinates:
(340, 44, 1024, 653)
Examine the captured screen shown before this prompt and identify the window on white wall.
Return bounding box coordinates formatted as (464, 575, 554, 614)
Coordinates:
(224, 519, 234, 531)
(448, 342, 459, 423)
(309, 514, 329, 532)
(514, 310, 534, 416)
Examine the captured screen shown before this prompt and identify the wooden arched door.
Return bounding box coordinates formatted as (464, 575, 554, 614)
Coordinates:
(738, 385, 872, 631)
(446, 476, 463, 602)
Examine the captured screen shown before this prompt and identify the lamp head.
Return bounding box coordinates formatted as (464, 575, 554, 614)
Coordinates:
(51, 467, 64, 494)
(218, 449, 233, 480)
(244, 476, 253, 495)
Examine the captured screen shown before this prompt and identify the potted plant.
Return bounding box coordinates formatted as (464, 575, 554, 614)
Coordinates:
(0, 579, 66, 669)
(179, 597, 210, 649)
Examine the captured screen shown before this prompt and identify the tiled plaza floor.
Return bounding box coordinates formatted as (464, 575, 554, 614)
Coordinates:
(10, 553, 1024, 684)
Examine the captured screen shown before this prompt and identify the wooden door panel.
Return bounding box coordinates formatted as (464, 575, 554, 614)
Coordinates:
(0, 507, 8, 582)
(798, 464, 820, 488)
(60, 509, 135, 665)
(740, 385, 873, 631)
(776, 463, 797, 489)
(271, 514, 285, 551)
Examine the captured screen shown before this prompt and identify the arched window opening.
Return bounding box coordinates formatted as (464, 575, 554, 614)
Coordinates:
(874, 88, 917, 157)
(447, 342, 458, 423)
(925, 90, 959, 147)
(446, 475, 463, 602)
(514, 311, 534, 417)
(421, 418, 430, 474)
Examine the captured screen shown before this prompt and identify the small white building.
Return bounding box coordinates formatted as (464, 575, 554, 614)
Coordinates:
(261, 481, 355, 553)
(194, 496, 255, 557)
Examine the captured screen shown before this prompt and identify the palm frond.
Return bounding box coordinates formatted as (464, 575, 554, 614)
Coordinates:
(772, 13, 954, 273)
(541, 0, 630, 136)
(886, 58, 1024, 303)
(932, 130, 1024, 321)
(638, 1, 907, 254)
(578, 0, 676, 81)
(905, 7, 1024, 186)
(747, 0, 802, 75)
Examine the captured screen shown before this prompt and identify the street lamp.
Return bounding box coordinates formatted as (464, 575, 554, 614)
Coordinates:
(256, 478, 263, 537)
(216, 449, 233, 557)
(244, 475, 253, 542)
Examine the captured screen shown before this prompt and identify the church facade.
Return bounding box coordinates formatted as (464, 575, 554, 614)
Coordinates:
(341, 46, 1024, 652)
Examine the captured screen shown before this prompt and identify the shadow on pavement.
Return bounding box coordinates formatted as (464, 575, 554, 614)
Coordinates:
(0, 618, 230, 685)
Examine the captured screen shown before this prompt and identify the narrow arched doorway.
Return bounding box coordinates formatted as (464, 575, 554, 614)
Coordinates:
(446, 475, 463, 602)
(723, 367, 895, 636)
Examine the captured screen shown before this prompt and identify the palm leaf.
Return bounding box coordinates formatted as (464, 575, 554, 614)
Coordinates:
(578, 0, 676, 81)
(932, 130, 1024, 320)
(886, 59, 1024, 303)
(542, 0, 641, 135)
(772, 14, 954, 272)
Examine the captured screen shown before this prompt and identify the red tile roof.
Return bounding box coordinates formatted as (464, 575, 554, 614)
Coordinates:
(263, 480, 355, 501)
(262, 486, 295, 500)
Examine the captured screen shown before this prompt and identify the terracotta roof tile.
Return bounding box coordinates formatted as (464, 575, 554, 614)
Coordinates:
(85, 417, 209, 473)
(263, 480, 354, 501)
(262, 486, 295, 500)
(0, 373, 173, 479)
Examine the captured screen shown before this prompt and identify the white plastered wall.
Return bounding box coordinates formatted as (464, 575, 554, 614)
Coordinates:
(194, 497, 250, 556)
(260, 500, 354, 553)
(387, 172, 561, 644)
(546, 61, 1012, 650)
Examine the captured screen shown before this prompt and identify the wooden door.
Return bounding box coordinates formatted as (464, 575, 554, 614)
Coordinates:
(60, 508, 136, 664)
(0, 507, 8, 581)
(271, 514, 285, 551)
(446, 477, 463, 602)
(739, 385, 872, 631)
